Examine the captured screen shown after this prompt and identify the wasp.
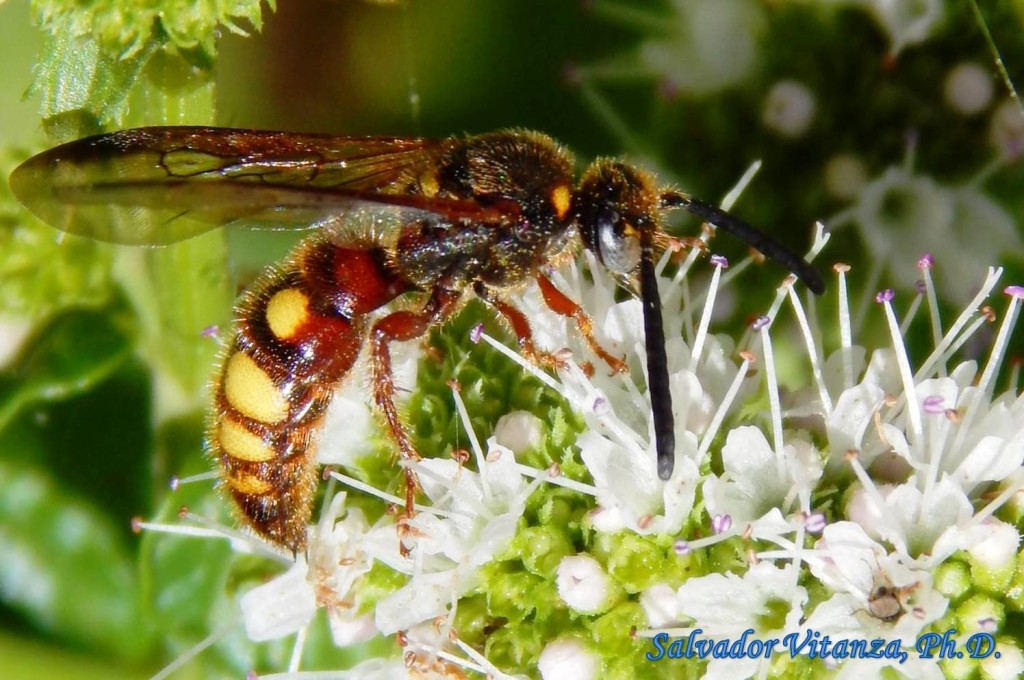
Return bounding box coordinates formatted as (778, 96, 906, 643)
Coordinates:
(10, 127, 824, 553)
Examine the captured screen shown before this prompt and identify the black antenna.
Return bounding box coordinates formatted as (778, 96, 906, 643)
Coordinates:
(638, 227, 675, 480)
(661, 191, 825, 295)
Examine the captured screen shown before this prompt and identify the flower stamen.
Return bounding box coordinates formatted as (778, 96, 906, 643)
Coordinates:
(148, 625, 235, 680)
(168, 470, 218, 490)
(688, 254, 726, 371)
(877, 290, 925, 444)
(787, 285, 833, 414)
(834, 262, 856, 390)
(914, 267, 1002, 382)
(697, 350, 753, 462)
(451, 385, 491, 504)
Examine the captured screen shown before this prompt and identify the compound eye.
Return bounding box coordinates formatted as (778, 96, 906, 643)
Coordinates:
(595, 204, 640, 273)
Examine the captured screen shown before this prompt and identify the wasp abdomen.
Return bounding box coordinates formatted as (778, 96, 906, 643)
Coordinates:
(212, 239, 412, 552)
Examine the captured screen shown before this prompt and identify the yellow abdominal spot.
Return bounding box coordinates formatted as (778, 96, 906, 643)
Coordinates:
(266, 287, 310, 340)
(219, 418, 277, 463)
(226, 471, 273, 495)
(550, 184, 572, 220)
(223, 352, 288, 424)
(419, 170, 440, 197)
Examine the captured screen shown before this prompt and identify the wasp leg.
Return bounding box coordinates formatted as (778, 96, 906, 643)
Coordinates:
(475, 276, 627, 375)
(370, 288, 461, 549)
(474, 282, 571, 372)
(535, 274, 628, 374)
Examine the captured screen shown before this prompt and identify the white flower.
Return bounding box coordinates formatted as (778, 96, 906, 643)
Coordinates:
(538, 638, 599, 680)
(141, 170, 1023, 680)
(944, 62, 994, 116)
(239, 491, 376, 645)
(824, 369, 884, 463)
(824, 154, 868, 201)
(864, 0, 944, 54)
(802, 522, 948, 676)
(981, 639, 1024, 680)
(676, 563, 807, 680)
(633, 0, 766, 96)
(965, 518, 1021, 572)
(505, 248, 754, 536)
(306, 492, 375, 646)
(373, 568, 471, 637)
(703, 425, 822, 528)
(368, 442, 531, 634)
(677, 561, 807, 631)
(640, 583, 682, 628)
(239, 558, 316, 642)
(578, 426, 700, 535)
(493, 410, 544, 454)
(822, 275, 1024, 564)
(763, 80, 817, 138)
(831, 649, 947, 679)
(828, 349, 1024, 492)
(412, 445, 527, 567)
(257, 638, 522, 680)
(319, 344, 419, 466)
(849, 167, 1020, 302)
(556, 555, 614, 614)
(843, 480, 953, 555)
(989, 98, 1024, 157)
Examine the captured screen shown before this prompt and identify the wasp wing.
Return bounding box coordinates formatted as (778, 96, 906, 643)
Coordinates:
(10, 126, 510, 245)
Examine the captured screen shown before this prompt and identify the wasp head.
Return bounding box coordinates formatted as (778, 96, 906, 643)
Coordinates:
(571, 157, 824, 482)
(574, 160, 677, 480)
(574, 160, 663, 275)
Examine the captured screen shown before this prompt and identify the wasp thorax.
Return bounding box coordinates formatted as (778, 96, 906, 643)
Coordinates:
(574, 161, 661, 274)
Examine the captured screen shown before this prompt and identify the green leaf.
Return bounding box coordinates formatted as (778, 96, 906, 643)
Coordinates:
(0, 629, 150, 680)
(28, 0, 263, 135)
(1, 148, 115, 320)
(138, 449, 251, 675)
(32, 0, 270, 69)
(139, 422, 236, 630)
(0, 307, 133, 432)
(0, 456, 148, 661)
(30, 31, 158, 139)
(16, 307, 132, 398)
(41, 358, 154, 528)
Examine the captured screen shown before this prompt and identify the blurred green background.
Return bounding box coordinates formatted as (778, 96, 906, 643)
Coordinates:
(1, 0, 1023, 678)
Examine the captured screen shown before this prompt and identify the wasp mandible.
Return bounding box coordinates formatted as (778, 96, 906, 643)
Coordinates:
(11, 127, 824, 552)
